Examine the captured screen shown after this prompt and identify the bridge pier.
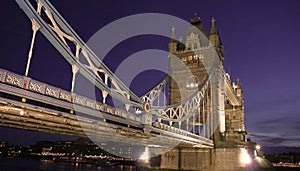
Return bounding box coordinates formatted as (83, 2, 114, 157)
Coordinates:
(160, 143, 256, 171)
(161, 147, 211, 170)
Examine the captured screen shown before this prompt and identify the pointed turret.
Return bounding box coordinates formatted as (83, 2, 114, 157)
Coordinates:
(210, 17, 217, 35)
(169, 26, 177, 53)
(209, 17, 220, 46)
(209, 17, 224, 65)
(235, 78, 243, 100)
(170, 26, 176, 43)
(191, 12, 201, 24)
(190, 12, 207, 36)
(237, 78, 241, 89)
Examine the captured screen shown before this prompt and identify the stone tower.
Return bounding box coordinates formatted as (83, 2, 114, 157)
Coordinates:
(168, 13, 246, 142)
(161, 13, 252, 171)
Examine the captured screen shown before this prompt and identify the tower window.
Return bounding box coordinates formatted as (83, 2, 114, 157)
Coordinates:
(188, 43, 192, 50)
(194, 43, 197, 50)
(199, 54, 204, 59)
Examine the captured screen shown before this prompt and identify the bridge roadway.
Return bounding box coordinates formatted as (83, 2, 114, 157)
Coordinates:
(0, 69, 214, 148)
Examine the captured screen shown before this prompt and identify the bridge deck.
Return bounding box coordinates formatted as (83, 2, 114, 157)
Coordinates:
(0, 69, 214, 148)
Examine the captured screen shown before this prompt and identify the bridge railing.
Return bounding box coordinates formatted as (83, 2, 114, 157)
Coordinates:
(0, 68, 142, 123)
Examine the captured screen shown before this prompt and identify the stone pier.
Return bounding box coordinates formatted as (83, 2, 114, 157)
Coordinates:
(160, 142, 257, 171)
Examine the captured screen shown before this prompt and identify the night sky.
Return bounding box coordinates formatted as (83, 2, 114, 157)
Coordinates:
(0, 0, 299, 149)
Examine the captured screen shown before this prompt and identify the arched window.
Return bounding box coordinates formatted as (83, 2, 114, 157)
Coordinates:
(194, 42, 198, 50)
(186, 76, 198, 88)
(186, 32, 200, 51)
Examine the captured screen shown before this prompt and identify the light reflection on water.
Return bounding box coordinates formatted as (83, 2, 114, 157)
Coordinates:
(0, 157, 136, 171)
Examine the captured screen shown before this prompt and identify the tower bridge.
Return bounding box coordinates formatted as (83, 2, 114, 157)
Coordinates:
(0, 0, 258, 170)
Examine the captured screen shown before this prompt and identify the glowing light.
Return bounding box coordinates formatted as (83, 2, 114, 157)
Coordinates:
(9, 107, 25, 116)
(240, 148, 251, 165)
(21, 98, 26, 103)
(135, 109, 142, 114)
(255, 145, 261, 150)
(20, 110, 24, 116)
(139, 146, 149, 163)
(187, 83, 198, 88)
(147, 144, 162, 148)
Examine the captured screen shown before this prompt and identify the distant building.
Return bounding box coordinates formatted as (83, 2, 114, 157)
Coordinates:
(0, 141, 8, 148)
(0, 141, 8, 156)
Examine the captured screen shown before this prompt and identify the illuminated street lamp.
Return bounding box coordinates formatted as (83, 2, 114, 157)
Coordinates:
(254, 144, 263, 157)
(20, 110, 25, 116)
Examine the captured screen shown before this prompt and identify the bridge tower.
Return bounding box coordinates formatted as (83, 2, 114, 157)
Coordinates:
(168, 13, 227, 141)
(161, 13, 251, 171)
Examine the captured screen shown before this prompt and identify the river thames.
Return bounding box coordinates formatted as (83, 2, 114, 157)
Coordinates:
(0, 157, 137, 171)
(2, 157, 300, 171)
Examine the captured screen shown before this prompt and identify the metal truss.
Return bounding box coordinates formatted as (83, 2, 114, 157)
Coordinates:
(139, 74, 212, 123)
(151, 77, 210, 122)
(141, 76, 169, 105)
(16, 0, 145, 111)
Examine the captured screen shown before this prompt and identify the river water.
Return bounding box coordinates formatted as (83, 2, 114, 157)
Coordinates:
(0, 157, 137, 171)
(3, 157, 299, 171)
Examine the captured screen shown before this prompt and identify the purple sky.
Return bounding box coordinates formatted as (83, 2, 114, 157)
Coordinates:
(0, 0, 299, 149)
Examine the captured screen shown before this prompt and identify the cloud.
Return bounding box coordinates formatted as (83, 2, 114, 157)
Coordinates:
(247, 116, 300, 147)
(248, 115, 297, 130)
(250, 132, 300, 147)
